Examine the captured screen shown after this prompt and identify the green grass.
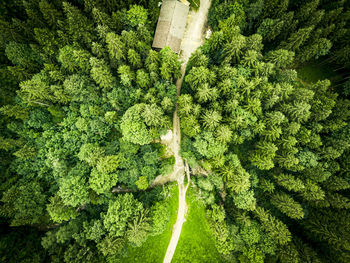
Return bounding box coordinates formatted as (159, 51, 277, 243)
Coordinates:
(172, 186, 225, 263)
(120, 184, 178, 263)
(120, 185, 224, 263)
(297, 62, 342, 84)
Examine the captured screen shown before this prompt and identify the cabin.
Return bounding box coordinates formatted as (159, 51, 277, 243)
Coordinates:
(152, 0, 189, 53)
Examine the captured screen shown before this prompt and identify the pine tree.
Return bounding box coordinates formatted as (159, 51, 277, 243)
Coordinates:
(187, 49, 209, 68)
(215, 125, 233, 143)
(295, 0, 320, 25)
(266, 49, 295, 68)
(126, 5, 148, 28)
(118, 64, 135, 87)
(271, 192, 304, 219)
(0, 136, 22, 151)
(5, 41, 42, 70)
(201, 109, 222, 130)
(58, 45, 78, 72)
(297, 38, 332, 63)
(136, 69, 150, 89)
(279, 27, 314, 51)
(159, 47, 181, 81)
(142, 104, 164, 127)
(257, 18, 284, 42)
(106, 32, 126, 63)
(127, 49, 142, 68)
(223, 34, 246, 64)
(254, 207, 291, 245)
(0, 105, 29, 120)
(283, 101, 311, 123)
(92, 8, 113, 28)
(185, 66, 215, 89)
(196, 83, 218, 103)
(62, 2, 93, 45)
(181, 115, 200, 138)
(221, 165, 251, 194)
(89, 57, 115, 89)
(38, 0, 62, 29)
(276, 243, 300, 263)
(273, 173, 305, 192)
(19, 72, 54, 106)
(279, 11, 297, 40)
(242, 50, 260, 68)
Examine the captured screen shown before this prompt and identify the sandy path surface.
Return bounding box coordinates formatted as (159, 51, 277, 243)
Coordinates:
(163, 1, 211, 263)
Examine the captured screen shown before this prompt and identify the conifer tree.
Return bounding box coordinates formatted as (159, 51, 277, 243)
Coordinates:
(89, 57, 115, 89)
(279, 27, 314, 51)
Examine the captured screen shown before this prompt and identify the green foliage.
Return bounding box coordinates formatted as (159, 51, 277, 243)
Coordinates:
(0, 227, 48, 263)
(271, 192, 304, 219)
(266, 49, 295, 68)
(78, 143, 105, 166)
(273, 173, 305, 192)
(96, 155, 119, 174)
(193, 131, 228, 159)
(136, 175, 149, 190)
(120, 104, 153, 145)
(159, 47, 181, 81)
(89, 168, 118, 194)
(201, 109, 222, 130)
(89, 57, 115, 89)
(0, 1, 181, 262)
(222, 165, 251, 194)
(103, 193, 143, 237)
(183, 13, 350, 259)
(127, 5, 148, 28)
(5, 41, 42, 69)
(106, 32, 125, 62)
(232, 190, 257, 211)
(1, 0, 350, 261)
(255, 207, 291, 245)
(118, 185, 176, 262)
(206, 204, 234, 256)
(0, 104, 29, 120)
(126, 210, 151, 246)
(47, 194, 78, 223)
(257, 18, 284, 42)
(0, 181, 47, 226)
(208, 1, 246, 31)
(150, 201, 170, 236)
(58, 174, 90, 208)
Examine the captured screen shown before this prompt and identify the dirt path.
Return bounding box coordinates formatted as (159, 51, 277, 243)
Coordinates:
(163, 1, 211, 263)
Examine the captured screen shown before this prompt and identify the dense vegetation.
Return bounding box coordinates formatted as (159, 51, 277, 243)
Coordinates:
(0, 1, 180, 262)
(209, 0, 350, 68)
(184, 0, 350, 262)
(0, 0, 349, 262)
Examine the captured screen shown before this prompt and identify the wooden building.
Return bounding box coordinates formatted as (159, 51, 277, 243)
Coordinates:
(152, 0, 189, 53)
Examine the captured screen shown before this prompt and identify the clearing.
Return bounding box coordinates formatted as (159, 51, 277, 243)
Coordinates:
(172, 187, 225, 263)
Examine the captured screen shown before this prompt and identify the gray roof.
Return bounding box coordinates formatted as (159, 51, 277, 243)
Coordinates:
(152, 0, 189, 53)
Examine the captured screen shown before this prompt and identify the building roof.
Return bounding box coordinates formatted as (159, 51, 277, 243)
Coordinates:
(152, 0, 189, 53)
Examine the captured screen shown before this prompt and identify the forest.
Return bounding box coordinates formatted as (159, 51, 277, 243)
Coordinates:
(0, 0, 349, 262)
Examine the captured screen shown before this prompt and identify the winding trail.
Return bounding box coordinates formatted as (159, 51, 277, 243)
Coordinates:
(163, 1, 211, 263)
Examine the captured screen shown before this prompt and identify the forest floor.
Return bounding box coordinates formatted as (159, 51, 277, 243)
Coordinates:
(163, 1, 211, 263)
(297, 61, 342, 84)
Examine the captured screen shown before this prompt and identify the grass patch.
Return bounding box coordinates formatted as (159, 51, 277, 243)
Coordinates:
(188, 0, 200, 11)
(172, 186, 225, 263)
(120, 184, 178, 263)
(297, 61, 342, 84)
